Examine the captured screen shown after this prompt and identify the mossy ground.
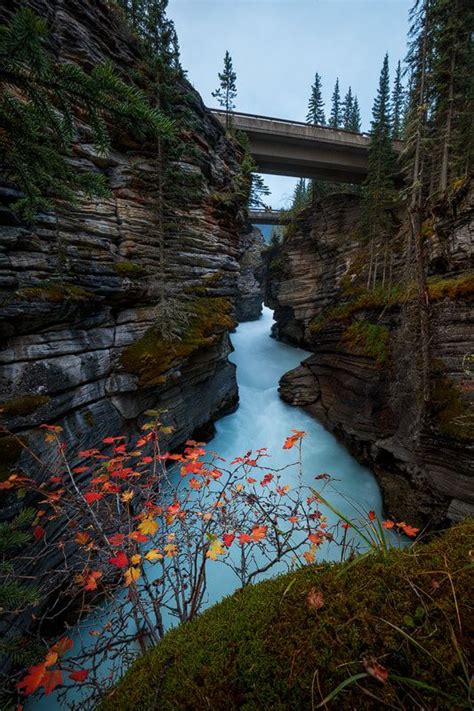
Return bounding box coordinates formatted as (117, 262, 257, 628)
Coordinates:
(101, 522, 473, 711)
(15, 282, 92, 302)
(120, 297, 235, 387)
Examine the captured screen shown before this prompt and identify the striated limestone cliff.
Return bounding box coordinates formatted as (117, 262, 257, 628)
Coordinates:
(235, 225, 265, 322)
(0, 0, 249, 480)
(266, 189, 474, 527)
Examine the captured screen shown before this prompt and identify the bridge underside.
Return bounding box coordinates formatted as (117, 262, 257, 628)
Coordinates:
(211, 110, 382, 184)
(249, 210, 290, 225)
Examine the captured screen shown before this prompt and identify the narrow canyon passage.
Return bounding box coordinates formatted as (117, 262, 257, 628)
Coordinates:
(30, 307, 388, 710)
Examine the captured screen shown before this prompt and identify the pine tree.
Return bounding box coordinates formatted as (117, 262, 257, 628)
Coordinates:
(249, 174, 270, 209)
(362, 53, 397, 289)
(328, 79, 342, 128)
(306, 72, 325, 125)
(0, 8, 172, 221)
(349, 96, 362, 132)
(391, 60, 404, 140)
(342, 87, 354, 130)
(291, 178, 310, 212)
(212, 50, 237, 128)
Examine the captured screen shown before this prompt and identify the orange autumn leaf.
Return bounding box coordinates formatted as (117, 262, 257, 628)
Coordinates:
(124, 566, 141, 587)
(238, 532, 252, 545)
(303, 547, 316, 564)
(17, 662, 47, 695)
(382, 520, 395, 529)
(363, 658, 389, 683)
(83, 571, 102, 591)
(188, 477, 202, 490)
(69, 669, 89, 682)
(51, 637, 73, 656)
(44, 651, 58, 668)
(250, 525, 267, 542)
(164, 543, 178, 557)
(108, 533, 125, 546)
(397, 522, 420, 538)
(75, 532, 91, 546)
(43, 669, 62, 696)
(307, 589, 324, 610)
(129, 531, 148, 543)
(138, 516, 159, 536)
(282, 429, 306, 450)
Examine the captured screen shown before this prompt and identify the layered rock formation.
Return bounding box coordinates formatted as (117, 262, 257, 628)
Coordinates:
(235, 225, 265, 321)
(0, 0, 248, 479)
(266, 189, 474, 526)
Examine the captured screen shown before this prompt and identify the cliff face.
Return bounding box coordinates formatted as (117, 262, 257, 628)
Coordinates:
(0, 0, 248, 478)
(235, 225, 265, 322)
(266, 190, 474, 527)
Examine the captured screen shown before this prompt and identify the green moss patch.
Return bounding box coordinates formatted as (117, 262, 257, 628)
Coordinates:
(113, 261, 146, 278)
(120, 297, 235, 387)
(101, 522, 473, 711)
(16, 283, 92, 302)
(431, 376, 474, 440)
(0, 394, 49, 418)
(341, 321, 391, 366)
(427, 272, 474, 302)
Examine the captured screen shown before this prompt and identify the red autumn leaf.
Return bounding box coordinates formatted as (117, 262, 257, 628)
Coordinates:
(223, 533, 235, 547)
(239, 532, 252, 545)
(103, 436, 124, 444)
(208, 468, 222, 479)
(282, 429, 306, 450)
(250, 525, 267, 541)
(33, 525, 45, 541)
(398, 522, 420, 538)
(140, 456, 153, 464)
(382, 520, 395, 529)
(368, 511, 376, 521)
(109, 551, 129, 569)
(307, 589, 324, 610)
(341, 522, 351, 530)
(83, 571, 102, 591)
(363, 658, 389, 684)
(188, 477, 202, 490)
(128, 531, 148, 543)
(17, 662, 47, 695)
(72, 466, 89, 474)
(49, 476, 63, 483)
(51, 637, 73, 656)
(68, 669, 89, 682)
(246, 477, 257, 484)
(260, 473, 273, 486)
(167, 500, 180, 516)
(108, 533, 125, 547)
(43, 669, 62, 695)
(79, 449, 100, 457)
(308, 532, 324, 546)
(84, 492, 103, 504)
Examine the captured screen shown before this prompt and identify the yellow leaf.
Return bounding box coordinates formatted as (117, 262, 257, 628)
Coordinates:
(131, 554, 141, 565)
(121, 490, 134, 503)
(138, 516, 159, 535)
(124, 566, 141, 587)
(164, 543, 178, 558)
(206, 539, 225, 561)
(144, 549, 163, 561)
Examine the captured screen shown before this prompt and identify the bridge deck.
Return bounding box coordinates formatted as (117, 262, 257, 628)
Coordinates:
(211, 109, 401, 183)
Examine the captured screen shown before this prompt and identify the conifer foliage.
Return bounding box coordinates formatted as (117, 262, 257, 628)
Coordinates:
(329, 78, 342, 128)
(0, 8, 171, 221)
(212, 50, 237, 128)
(306, 72, 325, 125)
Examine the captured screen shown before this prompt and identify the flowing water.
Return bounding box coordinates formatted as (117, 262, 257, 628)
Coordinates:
(30, 307, 388, 709)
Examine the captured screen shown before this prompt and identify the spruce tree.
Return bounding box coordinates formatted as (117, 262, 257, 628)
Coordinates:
(306, 72, 325, 125)
(328, 79, 342, 128)
(249, 174, 270, 209)
(0, 8, 171, 220)
(212, 50, 237, 128)
(342, 87, 354, 130)
(391, 60, 404, 140)
(362, 53, 396, 289)
(349, 96, 362, 132)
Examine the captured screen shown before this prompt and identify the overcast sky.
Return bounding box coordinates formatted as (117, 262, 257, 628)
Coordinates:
(168, 0, 412, 207)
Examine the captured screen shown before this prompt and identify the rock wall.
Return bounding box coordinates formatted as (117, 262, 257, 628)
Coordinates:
(235, 225, 265, 321)
(266, 190, 474, 527)
(0, 0, 246, 479)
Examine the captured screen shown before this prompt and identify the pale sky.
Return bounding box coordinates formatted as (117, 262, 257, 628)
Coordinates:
(168, 0, 411, 207)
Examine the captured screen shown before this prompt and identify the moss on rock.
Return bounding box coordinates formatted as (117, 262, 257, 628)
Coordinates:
(341, 320, 391, 366)
(16, 283, 92, 302)
(113, 261, 146, 278)
(0, 394, 50, 417)
(431, 376, 474, 440)
(120, 297, 235, 387)
(101, 522, 473, 711)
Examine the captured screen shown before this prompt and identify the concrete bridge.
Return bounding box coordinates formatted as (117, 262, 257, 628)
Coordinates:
(248, 208, 289, 225)
(211, 109, 402, 184)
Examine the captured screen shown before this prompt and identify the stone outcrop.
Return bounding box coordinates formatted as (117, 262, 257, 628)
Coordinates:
(0, 0, 246, 479)
(267, 189, 474, 527)
(235, 225, 265, 321)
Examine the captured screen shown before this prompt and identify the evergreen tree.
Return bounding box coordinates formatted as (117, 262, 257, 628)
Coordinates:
(212, 50, 237, 128)
(291, 178, 310, 212)
(362, 53, 396, 289)
(342, 87, 354, 130)
(328, 79, 342, 128)
(349, 96, 362, 132)
(249, 174, 270, 209)
(0, 8, 171, 220)
(391, 60, 404, 140)
(306, 72, 325, 125)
